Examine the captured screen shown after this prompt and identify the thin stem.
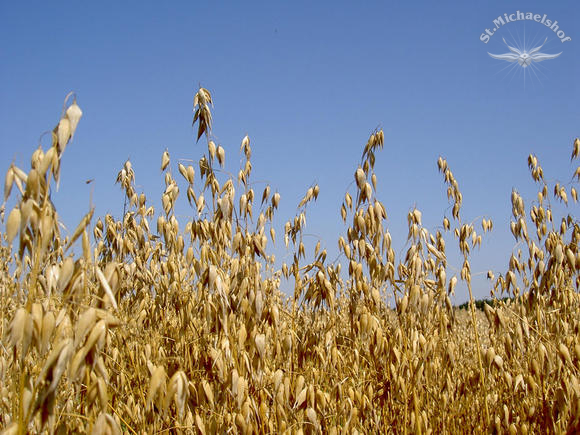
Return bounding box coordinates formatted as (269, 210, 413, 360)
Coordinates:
(466, 279, 490, 427)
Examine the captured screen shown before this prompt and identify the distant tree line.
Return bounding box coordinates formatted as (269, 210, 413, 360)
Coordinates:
(457, 297, 513, 311)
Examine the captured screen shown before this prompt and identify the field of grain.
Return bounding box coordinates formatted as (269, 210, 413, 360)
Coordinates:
(1, 89, 579, 434)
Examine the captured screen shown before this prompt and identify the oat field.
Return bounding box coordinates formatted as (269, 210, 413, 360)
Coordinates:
(1, 89, 579, 434)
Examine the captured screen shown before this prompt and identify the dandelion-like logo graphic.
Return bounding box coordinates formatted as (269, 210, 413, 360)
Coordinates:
(488, 38, 561, 68)
(480, 11, 571, 87)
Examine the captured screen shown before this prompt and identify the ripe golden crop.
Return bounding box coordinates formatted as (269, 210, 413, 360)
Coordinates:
(0, 89, 579, 433)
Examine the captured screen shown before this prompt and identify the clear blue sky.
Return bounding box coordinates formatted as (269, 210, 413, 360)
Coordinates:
(1, 1, 578, 302)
